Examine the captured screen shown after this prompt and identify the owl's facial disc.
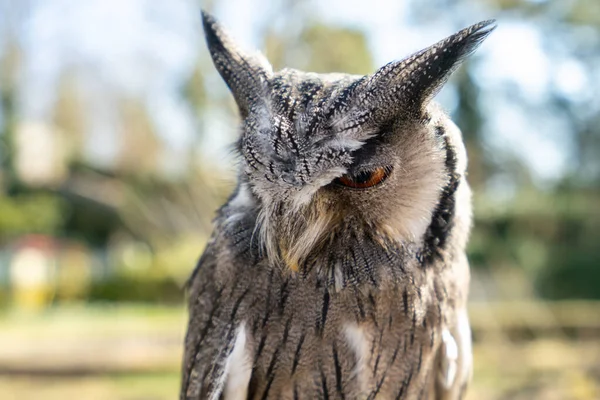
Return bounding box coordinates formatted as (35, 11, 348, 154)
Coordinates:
(202, 12, 494, 272)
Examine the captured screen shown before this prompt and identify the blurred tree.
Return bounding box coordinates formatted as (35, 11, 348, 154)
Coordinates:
(265, 23, 373, 75)
(0, 0, 33, 194)
(117, 98, 163, 177)
(182, 63, 208, 117)
(0, 30, 21, 194)
(53, 72, 86, 162)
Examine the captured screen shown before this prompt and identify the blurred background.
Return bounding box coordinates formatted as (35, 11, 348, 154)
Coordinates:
(0, 0, 598, 399)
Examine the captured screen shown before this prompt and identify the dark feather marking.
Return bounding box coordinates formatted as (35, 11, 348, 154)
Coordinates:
(355, 293, 366, 320)
(302, 157, 311, 177)
(369, 362, 389, 399)
(383, 245, 405, 276)
(370, 323, 384, 364)
(369, 326, 386, 395)
(410, 310, 417, 345)
(202, 321, 239, 386)
(395, 382, 406, 400)
(182, 284, 226, 395)
(291, 333, 306, 375)
(373, 352, 381, 376)
(370, 339, 403, 400)
(279, 279, 291, 314)
(229, 287, 250, 322)
(305, 86, 335, 134)
(348, 246, 358, 275)
(286, 97, 298, 122)
(406, 368, 414, 386)
(254, 333, 268, 364)
(285, 125, 300, 155)
(334, 119, 364, 135)
(359, 241, 379, 287)
(266, 346, 281, 380)
(390, 339, 402, 364)
(317, 289, 331, 335)
(229, 230, 254, 248)
(228, 222, 254, 237)
(323, 77, 365, 120)
(261, 270, 275, 328)
(298, 79, 323, 109)
(251, 314, 261, 336)
(314, 151, 324, 166)
(273, 117, 284, 156)
(320, 367, 330, 400)
(369, 292, 379, 330)
(402, 289, 409, 315)
(260, 374, 275, 400)
(395, 368, 414, 400)
(246, 145, 265, 167)
(420, 135, 460, 265)
(332, 342, 345, 398)
(368, 292, 377, 311)
(189, 284, 224, 352)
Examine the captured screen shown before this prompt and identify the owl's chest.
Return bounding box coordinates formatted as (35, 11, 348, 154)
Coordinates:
(242, 279, 448, 400)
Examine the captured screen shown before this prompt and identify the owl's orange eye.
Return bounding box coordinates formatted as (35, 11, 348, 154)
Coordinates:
(335, 166, 391, 189)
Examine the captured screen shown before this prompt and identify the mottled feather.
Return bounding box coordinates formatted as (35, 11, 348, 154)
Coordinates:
(180, 11, 494, 400)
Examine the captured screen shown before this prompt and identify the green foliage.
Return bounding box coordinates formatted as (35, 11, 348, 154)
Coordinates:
(0, 193, 67, 240)
(88, 275, 183, 304)
(470, 190, 600, 299)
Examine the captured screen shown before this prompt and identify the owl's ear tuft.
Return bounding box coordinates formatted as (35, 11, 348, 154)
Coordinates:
(201, 11, 272, 117)
(368, 20, 496, 120)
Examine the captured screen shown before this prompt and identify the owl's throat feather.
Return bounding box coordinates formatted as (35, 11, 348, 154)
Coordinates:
(272, 201, 337, 272)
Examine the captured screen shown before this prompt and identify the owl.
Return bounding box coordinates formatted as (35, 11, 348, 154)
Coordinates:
(181, 11, 495, 400)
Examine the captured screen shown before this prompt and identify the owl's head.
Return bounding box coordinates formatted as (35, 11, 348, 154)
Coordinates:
(202, 12, 494, 279)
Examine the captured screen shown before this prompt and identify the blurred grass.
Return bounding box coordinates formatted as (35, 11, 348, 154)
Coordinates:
(0, 373, 179, 400)
(0, 304, 598, 400)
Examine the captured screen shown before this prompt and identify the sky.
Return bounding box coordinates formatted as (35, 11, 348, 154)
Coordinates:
(7, 0, 589, 184)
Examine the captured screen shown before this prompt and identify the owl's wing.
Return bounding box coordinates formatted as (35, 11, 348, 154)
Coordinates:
(435, 308, 473, 400)
(180, 245, 249, 400)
